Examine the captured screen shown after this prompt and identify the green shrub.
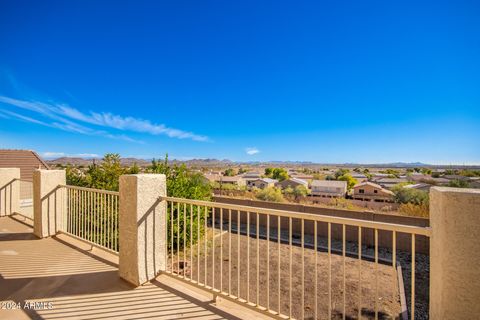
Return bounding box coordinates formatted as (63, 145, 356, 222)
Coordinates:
(255, 187, 285, 202)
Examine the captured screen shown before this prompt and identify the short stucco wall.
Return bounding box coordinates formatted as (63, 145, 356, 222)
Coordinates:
(214, 196, 429, 254)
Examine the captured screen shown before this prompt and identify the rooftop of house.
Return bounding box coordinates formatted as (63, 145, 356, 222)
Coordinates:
(240, 172, 262, 179)
(351, 173, 367, 178)
(288, 177, 308, 185)
(257, 178, 278, 184)
(0, 149, 49, 181)
(375, 178, 408, 183)
(311, 179, 347, 188)
(404, 183, 432, 190)
(219, 176, 245, 182)
(354, 181, 386, 189)
(289, 173, 314, 180)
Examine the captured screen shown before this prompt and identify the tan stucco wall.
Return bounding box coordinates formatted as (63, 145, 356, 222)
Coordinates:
(353, 184, 392, 197)
(119, 174, 167, 286)
(0, 168, 20, 216)
(33, 169, 66, 238)
(430, 187, 480, 319)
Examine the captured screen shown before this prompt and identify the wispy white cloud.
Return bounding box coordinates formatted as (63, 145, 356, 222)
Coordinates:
(0, 105, 141, 143)
(41, 152, 100, 159)
(245, 147, 260, 155)
(0, 109, 51, 126)
(0, 95, 209, 142)
(59, 105, 209, 141)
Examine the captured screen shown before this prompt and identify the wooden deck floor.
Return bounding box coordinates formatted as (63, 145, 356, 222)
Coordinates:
(0, 216, 265, 320)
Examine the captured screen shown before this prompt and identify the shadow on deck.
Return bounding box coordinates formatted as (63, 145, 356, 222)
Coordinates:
(0, 216, 257, 320)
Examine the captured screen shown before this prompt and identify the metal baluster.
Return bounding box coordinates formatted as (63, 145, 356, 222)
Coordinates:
(197, 205, 200, 283)
(220, 208, 223, 292)
(184, 203, 186, 280)
(212, 206, 215, 289)
(171, 201, 174, 274)
(411, 234, 416, 320)
(358, 226, 362, 320)
(177, 202, 180, 275)
(328, 222, 332, 319)
(204, 206, 208, 287)
(267, 214, 270, 311)
(375, 228, 378, 320)
(256, 212, 260, 306)
(278, 215, 281, 316)
(190, 203, 193, 281)
(343, 224, 346, 320)
(301, 218, 305, 320)
(289, 217, 292, 319)
(247, 211, 250, 302)
(393, 230, 396, 316)
(237, 209, 240, 298)
(232, 209, 233, 296)
(315, 221, 318, 320)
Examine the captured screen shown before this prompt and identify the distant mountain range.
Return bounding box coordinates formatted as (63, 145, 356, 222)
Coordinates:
(46, 157, 151, 167)
(47, 156, 459, 168)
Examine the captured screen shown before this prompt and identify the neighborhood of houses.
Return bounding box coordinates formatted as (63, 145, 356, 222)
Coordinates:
(204, 168, 480, 203)
(1, 149, 479, 206)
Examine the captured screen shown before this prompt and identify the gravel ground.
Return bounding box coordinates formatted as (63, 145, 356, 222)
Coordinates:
(169, 219, 429, 319)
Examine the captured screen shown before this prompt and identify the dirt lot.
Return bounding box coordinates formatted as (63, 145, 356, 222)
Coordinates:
(169, 224, 403, 320)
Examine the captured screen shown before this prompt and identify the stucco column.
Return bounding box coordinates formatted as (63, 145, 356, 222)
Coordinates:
(119, 174, 167, 286)
(0, 168, 20, 216)
(429, 187, 480, 320)
(33, 169, 66, 238)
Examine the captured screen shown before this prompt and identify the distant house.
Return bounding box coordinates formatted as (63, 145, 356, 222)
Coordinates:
(289, 173, 314, 181)
(219, 176, 246, 187)
(204, 174, 246, 187)
(469, 179, 480, 189)
(310, 180, 347, 198)
(375, 178, 408, 189)
(0, 149, 49, 181)
(203, 173, 222, 184)
(248, 178, 278, 189)
(444, 174, 470, 181)
(352, 182, 394, 202)
(404, 183, 432, 192)
(428, 177, 450, 185)
(408, 173, 436, 183)
(276, 178, 308, 189)
(351, 173, 368, 182)
(409, 174, 450, 185)
(240, 172, 262, 184)
(241, 172, 262, 179)
(371, 173, 391, 179)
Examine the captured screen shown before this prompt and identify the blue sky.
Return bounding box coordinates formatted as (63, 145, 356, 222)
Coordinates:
(0, 1, 479, 164)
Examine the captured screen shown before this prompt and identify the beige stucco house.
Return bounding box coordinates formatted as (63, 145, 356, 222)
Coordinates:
(203, 174, 246, 187)
(310, 180, 347, 198)
(248, 178, 278, 189)
(275, 177, 308, 189)
(352, 181, 394, 202)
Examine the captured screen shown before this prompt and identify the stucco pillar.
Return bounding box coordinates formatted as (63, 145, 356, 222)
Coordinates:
(0, 168, 20, 216)
(33, 169, 66, 238)
(429, 187, 480, 320)
(119, 174, 167, 286)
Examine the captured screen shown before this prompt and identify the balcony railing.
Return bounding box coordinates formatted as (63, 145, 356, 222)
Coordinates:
(4, 169, 475, 320)
(58, 185, 119, 253)
(15, 179, 34, 220)
(18, 179, 33, 201)
(162, 196, 431, 320)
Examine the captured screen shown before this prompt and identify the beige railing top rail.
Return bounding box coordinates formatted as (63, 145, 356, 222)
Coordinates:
(160, 195, 432, 237)
(13, 178, 33, 183)
(59, 184, 120, 196)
